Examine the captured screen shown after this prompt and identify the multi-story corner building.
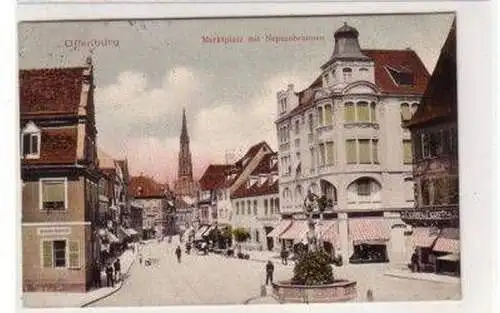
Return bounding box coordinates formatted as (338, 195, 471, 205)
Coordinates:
(128, 175, 168, 240)
(404, 19, 459, 275)
(196, 142, 275, 239)
(231, 152, 280, 251)
(20, 58, 101, 292)
(274, 23, 431, 264)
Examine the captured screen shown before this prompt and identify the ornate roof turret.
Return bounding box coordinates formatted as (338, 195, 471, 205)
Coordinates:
(322, 22, 370, 69)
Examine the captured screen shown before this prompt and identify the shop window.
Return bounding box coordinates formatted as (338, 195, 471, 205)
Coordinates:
(40, 178, 67, 210)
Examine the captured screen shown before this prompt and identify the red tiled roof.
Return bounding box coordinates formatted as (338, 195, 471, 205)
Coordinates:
(231, 177, 279, 199)
(20, 67, 87, 115)
(23, 127, 77, 165)
(235, 141, 271, 167)
(251, 152, 278, 175)
(278, 49, 430, 122)
(406, 19, 456, 128)
(362, 49, 430, 95)
(129, 175, 167, 198)
(199, 164, 235, 191)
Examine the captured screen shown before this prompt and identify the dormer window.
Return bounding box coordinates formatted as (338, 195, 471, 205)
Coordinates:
(342, 68, 352, 80)
(21, 121, 41, 159)
(386, 65, 414, 86)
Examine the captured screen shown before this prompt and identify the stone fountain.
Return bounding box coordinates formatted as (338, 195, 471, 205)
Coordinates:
(271, 191, 358, 303)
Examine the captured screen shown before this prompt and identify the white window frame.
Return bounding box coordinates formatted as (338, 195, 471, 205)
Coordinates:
(40, 238, 68, 270)
(39, 177, 68, 211)
(21, 121, 41, 159)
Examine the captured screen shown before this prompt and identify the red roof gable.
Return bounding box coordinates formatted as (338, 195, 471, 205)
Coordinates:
(20, 67, 87, 116)
(199, 164, 234, 191)
(235, 141, 272, 167)
(251, 152, 278, 175)
(129, 175, 166, 198)
(362, 49, 430, 95)
(231, 178, 279, 199)
(23, 127, 77, 165)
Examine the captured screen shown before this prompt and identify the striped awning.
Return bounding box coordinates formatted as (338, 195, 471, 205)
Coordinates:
(413, 227, 440, 247)
(279, 220, 309, 241)
(349, 218, 391, 245)
(267, 220, 292, 238)
(317, 221, 339, 247)
(433, 228, 460, 253)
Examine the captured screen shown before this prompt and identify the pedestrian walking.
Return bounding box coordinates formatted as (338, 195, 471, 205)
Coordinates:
(93, 262, 102, 288)
(113, 258, 121, 282)
(366, 289, 374, 302)
(175, 245, 182, 263)
(105, 263, 114, 288)
(265, 260, 274, 285)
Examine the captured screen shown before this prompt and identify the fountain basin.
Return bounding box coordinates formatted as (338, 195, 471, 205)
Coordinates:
(271, 279, 357, 303)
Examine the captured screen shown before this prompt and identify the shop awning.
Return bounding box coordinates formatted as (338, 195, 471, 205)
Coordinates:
(318, 221, 339, 247)
(349, 218, 390, 245)
(267, 220, 292, 238)
(413, 227, 440, 247)
(437, 253, 460, 262)
(279, 220, 309, 241)
(194, 225, 208, 240)
(433, 228, 460, 253)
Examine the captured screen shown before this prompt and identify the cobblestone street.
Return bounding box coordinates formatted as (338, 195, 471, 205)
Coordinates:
(90, 240, 460, 306)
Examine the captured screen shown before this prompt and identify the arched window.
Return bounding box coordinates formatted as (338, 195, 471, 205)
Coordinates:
(401, 103, 411, 121)
(343, 67, 352, 80)
(324, 104, 332, 125)
(347, 177, 382, 205)
(344, 102, 355, 122)
(357, 101, 370, 122)
(21, 121, 41, 159)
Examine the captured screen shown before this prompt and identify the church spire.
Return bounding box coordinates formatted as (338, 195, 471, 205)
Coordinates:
(178, 108, 193, 179)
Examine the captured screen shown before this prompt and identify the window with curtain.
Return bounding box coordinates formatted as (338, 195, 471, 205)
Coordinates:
(372, 139, 379, 163)
(359, 139, 371, 164)
(403, 140, 412, 164)
(357, 102, 370, 122)
(401, 103, 411, 121)
(346, 140, 357, 164)
(344, 103, 355, 122)
(52, 240, 66, 268)
(326, 141, 334, 165)
(324, 105, 332, 125)
(41, 179, 66, 210)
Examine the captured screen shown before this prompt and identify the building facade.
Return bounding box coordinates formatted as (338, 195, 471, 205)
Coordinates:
(231, 152, 281, 251)
(404, 20, 459, 275)
(274, 23, 431, 264)
(21, 58, 101, 292)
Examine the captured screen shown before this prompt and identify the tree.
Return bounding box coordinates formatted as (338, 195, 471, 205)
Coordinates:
(232, 227, 250, 254)
(291, 250, 334, 285)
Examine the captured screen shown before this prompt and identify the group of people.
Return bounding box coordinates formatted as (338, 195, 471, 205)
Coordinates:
(94, 258, 121, 288)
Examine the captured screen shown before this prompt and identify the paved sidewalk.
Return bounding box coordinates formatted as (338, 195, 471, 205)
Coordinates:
(385, 269, 460, 284)
(22, 248, 137, 308)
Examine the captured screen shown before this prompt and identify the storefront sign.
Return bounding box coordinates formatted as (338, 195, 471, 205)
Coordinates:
(401, 208, 458, 221)
(37, 227, 71, 236)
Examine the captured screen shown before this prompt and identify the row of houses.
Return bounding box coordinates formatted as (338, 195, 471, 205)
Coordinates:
(192, 20, 459, 276)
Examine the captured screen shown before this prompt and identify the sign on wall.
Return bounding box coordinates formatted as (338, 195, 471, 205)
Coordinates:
(37, 227, 71, 236)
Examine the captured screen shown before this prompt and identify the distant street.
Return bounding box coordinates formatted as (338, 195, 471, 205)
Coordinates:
(89, 237, 460, 306)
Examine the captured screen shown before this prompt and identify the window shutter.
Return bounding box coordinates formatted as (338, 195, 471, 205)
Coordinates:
(344, 103, 355, 122)
(346, 140, 357, 164)
(42, 241, 53, 268)
(359, 139, 371, 164)
(69, 241, 80, 268)
(357, 102, 370, 121)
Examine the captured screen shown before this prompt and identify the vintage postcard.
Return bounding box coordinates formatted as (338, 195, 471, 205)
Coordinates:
(18, 12, 460, 308)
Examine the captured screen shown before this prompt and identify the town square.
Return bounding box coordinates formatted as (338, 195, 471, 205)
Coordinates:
(18, 13, 460, 307)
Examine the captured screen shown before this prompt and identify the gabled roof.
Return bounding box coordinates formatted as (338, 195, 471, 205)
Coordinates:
(362, 49, 430, 95)
(234, 141, 272, 167)
(199, 164, 235, 191)
(129, 175, 167, 198)
(22, 127, 77, 165)
(20, 67, 87, 116)
(251, 152, 278, 175)
(231, 177, 279, 199)
(406, 19, 457, 128)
